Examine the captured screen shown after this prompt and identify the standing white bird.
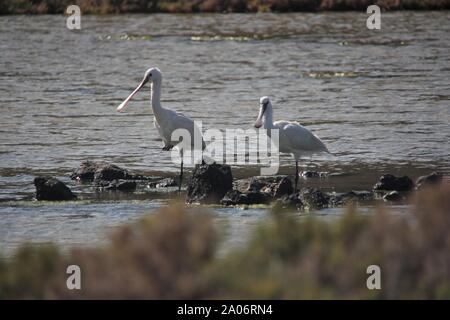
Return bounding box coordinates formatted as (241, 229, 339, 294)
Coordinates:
(117, 67, 204, 192)
(254, 96, 329, 192)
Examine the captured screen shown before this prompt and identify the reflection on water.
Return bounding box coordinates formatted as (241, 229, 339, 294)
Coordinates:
(0, 12, 449, 254)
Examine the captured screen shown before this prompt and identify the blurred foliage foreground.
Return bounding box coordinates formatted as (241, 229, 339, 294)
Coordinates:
(1, 185, 449, 299)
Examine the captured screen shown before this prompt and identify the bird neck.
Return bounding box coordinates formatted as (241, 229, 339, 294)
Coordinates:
(150, 79, 165, 119)
(263, 104, 274, 129)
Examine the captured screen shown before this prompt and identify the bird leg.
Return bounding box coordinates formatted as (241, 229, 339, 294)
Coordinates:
(179, 149, 184, 194)
(295, 160, 299, 193)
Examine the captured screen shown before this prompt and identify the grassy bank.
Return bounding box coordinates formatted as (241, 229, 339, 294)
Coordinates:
(1, 0, 449, 14)
(0, 184, 449, 299)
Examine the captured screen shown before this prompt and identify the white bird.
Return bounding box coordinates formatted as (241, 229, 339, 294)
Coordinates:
(117, 67, 204, 192)
(254, 96, 330, 192)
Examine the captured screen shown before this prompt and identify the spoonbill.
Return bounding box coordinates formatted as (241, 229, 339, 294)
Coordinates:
(117, 67, 204, 192)
(254, 96, 329, 192)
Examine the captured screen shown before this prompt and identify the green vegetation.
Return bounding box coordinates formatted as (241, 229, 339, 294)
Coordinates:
(1, 0, 449, 14)
(1, 185, 449, 299)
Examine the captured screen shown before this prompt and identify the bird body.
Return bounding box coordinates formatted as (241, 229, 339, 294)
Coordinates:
(254, 96, 329, 191)
(274, 121, 329, 159)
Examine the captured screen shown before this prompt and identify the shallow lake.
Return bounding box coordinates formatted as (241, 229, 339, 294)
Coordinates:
(0, 12, 449, 255)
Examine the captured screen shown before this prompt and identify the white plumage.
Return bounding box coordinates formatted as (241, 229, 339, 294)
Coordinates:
(117, 67, 203, 191)
(254, 96, 329, 191)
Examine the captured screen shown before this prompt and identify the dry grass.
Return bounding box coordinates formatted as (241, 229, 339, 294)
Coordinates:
(1, 0, 449, 14)
(0, 185, 449, 299)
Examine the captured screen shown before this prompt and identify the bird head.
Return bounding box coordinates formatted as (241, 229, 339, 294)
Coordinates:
(254, 96, 270, 128)
(117, 67, 162, 112)
(143, 67, 162, 83)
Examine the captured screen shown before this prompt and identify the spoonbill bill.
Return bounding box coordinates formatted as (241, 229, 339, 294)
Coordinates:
(254, 96, 329, 192)
(117, 67, 204, 192)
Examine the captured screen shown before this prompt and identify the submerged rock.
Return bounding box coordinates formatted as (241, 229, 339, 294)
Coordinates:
(96, 180, 137, 192)
(186, 163, 233, 204)
(383, 191, 403, 202)
(373, 174, 414, 192)
(415, 172, 443, 190)
(34, 176, 77, 201)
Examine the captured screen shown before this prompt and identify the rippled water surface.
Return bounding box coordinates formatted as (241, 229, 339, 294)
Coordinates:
(0, 12, 449, 254)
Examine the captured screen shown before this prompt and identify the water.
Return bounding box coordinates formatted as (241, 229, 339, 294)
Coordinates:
(0, 12, 449, 255)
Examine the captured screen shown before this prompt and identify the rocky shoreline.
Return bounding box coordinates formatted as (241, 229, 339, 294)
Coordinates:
(33, 160, 444, 212)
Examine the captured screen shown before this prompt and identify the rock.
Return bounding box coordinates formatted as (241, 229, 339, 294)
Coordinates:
(383, 191, 403, 202)
(221, 190, 271, 206)
(329, 191, 374, 206)
(70, 160, 150, 182)
(416, 172, 443, 190)
(222, 176, 292, 206)
(34, 176, 77, 201)
(275, 193, 304, 211)
(233, 176, 283, 193)
(148, 177, 179, 188)
(221, 190, 249, 206)
(373, 174, 414, 192)
(186, 163, 233, 204)
(247, 178, 267, 192)
(273, 177, 293, 198)
(299, 188, 330, 209)
(246, 191, 271, 204)
(234, 176, 292, 198)
(96, 180, 137, 192)
(94, 165, 133, 182)
(71, 161, 133, 182)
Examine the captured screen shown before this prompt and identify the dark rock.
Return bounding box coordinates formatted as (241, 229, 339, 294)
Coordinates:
(221, 190, 249, 206)
(276, 193, 304, 211)
(186, 163, 233, 204)
(233, 176, 283, 193)
(416, 172, 443, 190)
(383, 191, 403, 202)
(71, 160, 151, 182)
(70, 161, 97, 181)
(247, 178, 267, 192)
(329, 191, 374, 206)
(299, 188, 330, 209)
(71, 161, 133, 182)
(220, 190, 271, 206)
(234, 176, 293, 199)
(246, 191, 271, 204)
(96, 180, 137, 192)
(34, 176, 77, 201)
(373, 174, 414, 192)
(94, 165, 132, 182)
(148, 177, 179, 188)
(273, 177, 293, 198)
